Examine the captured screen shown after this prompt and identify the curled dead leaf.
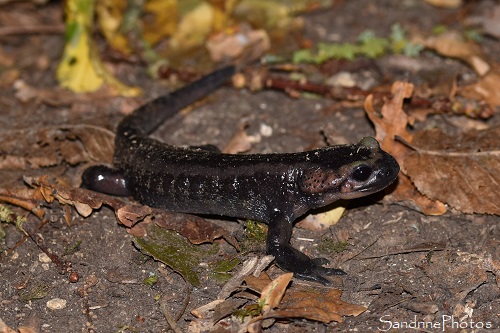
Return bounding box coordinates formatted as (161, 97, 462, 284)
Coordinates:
(364, 82, 446, 215)
(259, 272, 293, 312)
(459, 66, 500, 107)
(116, 204, 153, 228)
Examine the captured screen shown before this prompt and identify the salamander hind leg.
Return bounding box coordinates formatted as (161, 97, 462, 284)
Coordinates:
(81, 165, 131, 196)
(266, 213, 346, 285)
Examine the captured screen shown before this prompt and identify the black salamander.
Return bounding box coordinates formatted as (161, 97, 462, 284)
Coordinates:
(82, 66, 400, 285)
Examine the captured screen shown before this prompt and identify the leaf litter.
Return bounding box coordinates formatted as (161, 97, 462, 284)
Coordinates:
(365, 77, 500, 215)
(1, 1, 500, 331)
(189, 271, 366, 332)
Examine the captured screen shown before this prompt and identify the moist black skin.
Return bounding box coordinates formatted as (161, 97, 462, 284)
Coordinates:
(81, 66, 400, 285)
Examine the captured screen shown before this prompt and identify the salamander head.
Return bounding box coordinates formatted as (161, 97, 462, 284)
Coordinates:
(299, 137, 399, 205)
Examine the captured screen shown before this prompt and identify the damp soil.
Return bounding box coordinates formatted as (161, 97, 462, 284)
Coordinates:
(0, 1, 499, 332)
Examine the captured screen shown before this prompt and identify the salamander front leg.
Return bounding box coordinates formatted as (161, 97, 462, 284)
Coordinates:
(266, 212, 346, 285)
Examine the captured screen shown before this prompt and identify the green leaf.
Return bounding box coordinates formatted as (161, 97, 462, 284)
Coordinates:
(318, 42, 358, 61)
(359, 35, 389, 58)
(134, 225, 206, 286)
(292, 48, 318, 64)
(390, 23, 408, 54)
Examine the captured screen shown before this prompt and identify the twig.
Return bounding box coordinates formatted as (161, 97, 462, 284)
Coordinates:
(175, 283, 191, 322)
(159, 299, 183, 333)
(22, 215, 72, 274)
(343, 235, 381, 263)
(354, 242, 446, 260)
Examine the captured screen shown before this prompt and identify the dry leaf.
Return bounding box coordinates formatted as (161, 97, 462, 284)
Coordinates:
(142, 0, 178, 45)
(459, 66, 500, 107)
(0, 187, 45, 219)
(222, 122, 256, 154)
(245, 272, 366, 325)
(424, 0, 462, 8)
(465, 4, 500, 39)
(116, 204, 153, 228)
(206, 27, 270, 64)
(423, 31, 490, 76)
(153, 211, 238, 248)
(168, 2, 216, 52)
(259, 273, 293, 312)
(366, 80, 500, 215)
(0, 125, 115, 171)
(405, 126, 500, 214)
(271, 288, 366, 323)
(295, 203, 346, 230)
(96, 0, 132, 55)
(0, 317, 17, 333)
(57, 0, 140, 96)
(365, 82, 447, 215)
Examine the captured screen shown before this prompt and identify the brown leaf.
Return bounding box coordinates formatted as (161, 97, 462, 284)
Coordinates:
(274, 288, 366, 323)
(0, 125, 114, 171)
(0, 188, 45, 219)
(245, 271, 274, 292)
(364, 82, 447, 215)
(0, 317, 18, 333)
(365, 82, 414, 154)
(386, 174, 447, 215)
(423, 31, 490, 76)
(459, 66, 500, 107)
(153, 211, 239, 249)
(116, 204, 153, 228)
(206, 27, 271, 64)
(29, 176, 106, 218)
(245, 273, 366, 325)
(222, 122, 255, 154)
(259, 273, 293, 312)
(404, 126, 500, 214)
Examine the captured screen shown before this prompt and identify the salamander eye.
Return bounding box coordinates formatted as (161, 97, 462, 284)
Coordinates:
(352, 165, 372, 182)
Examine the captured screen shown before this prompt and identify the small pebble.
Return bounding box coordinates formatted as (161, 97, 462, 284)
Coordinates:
(38, 253, 51, 263)
(46, 298, 67, 310)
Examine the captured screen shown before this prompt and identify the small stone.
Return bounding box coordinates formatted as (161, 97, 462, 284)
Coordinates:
(46, 298, 67, 310)
(38, 253, 51, 263)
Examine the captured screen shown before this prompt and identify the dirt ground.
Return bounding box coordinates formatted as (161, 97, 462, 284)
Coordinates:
(1, 1, 499, 332)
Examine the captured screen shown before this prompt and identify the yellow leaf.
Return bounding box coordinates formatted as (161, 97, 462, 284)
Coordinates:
(424, 0, 462, 8)
(143, 0, 179, 45)
(57, 28, 103, 92)
(296, 203, 347, 230)
(57, 0, 141, 96)
(96, 0, 132, 55)
(168, 1, 215, 51)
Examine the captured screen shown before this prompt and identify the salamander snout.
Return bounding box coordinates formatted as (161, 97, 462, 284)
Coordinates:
(339, 148, 400, 199)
